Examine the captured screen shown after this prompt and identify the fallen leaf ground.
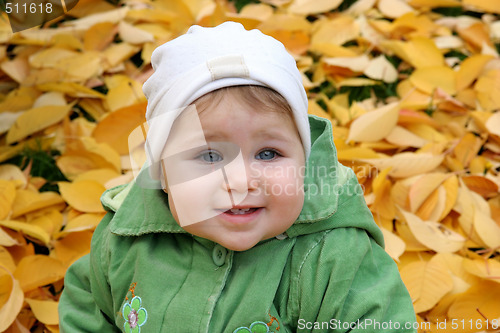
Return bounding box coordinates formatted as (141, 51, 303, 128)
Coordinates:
(0, 0, 500, 331)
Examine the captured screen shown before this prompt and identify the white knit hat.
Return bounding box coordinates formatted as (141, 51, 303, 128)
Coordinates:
(142, 21, 310, 183)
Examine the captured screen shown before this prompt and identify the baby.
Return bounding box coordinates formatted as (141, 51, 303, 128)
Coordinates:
(59, 22, 417, 332)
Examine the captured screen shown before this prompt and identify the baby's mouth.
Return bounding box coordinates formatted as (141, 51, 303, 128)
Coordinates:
(224, 208, 259, 215)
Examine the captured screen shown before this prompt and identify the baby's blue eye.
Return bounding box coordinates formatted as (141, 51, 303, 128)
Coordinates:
(256, 149, 279, 161)
(199, 150, 223, 163)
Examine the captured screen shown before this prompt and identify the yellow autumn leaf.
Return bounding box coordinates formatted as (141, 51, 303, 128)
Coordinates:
(45, 324, 61, 333)
(448, 281, 500, 322)
(92, 102, 147, 155)
(118, 21, 155, 44)
(462, 258, 500, 283)
(52, 231, 93, 268)
(475, 69, 500, 111)
(0, 86, 38, 112)
(395, 220, 429, 252)
(287, 0, 342, 15)
(381, 36, 444, 69)
(257, 13, 312, 30)
(456, 54, 494, 91)
(308, 100, 332, 120)
(264, 29, 310, 55)
(0, 268, 24, 332)
(65, 136, 121, 173)
(458, 21, 493, 51)
(463, 0, 500, 15)
(409, 66, 457, 95)
(25, 299, 59, 325)
(55, 51, 103, 82)
(405, 123, 449, 144)
(0, 220, 51, 245)
(391, 13, 439, 39)
(408, 0, 460, 7)
(454, 180, 485, 246)
(473, 209, 500, 249)
(439, 175, 459, 221)
(1, 57, 29, 84)
(56, 155, 99, 180)
(6, 105, 72, 144)
(381, 227, 406, 261)
(0, 180, 15, 220)
(415, 187, 441, 221)
(51, 33, 84, 51)
(65, 6, 129, 30)
(0, 112, 22, 136)
(36, 82, 105, 99)
(385, 126, 428, 148)
(431, 253, 482, 287)
(323, 55, 370, 73)
(63, 213, 105, 233)
(125, 8, 176, 25)
(13, 255, 66, 292)
(311, 16, 360, 49)
(73, 169, 121, 187)
(398, 109, 438, 127)
(336, 147, 380, 160)
(363, 55, 398, 83)
(0, 247, 16, 274)
(361, 152, 444, 178)
(33, 91, 67, 108)
(400, 255, 454, 313)
(28, 210, 64, 239)
(0, 228, 18, 247)
(0, 138, 55, 165)
(103, 42, 140, 69)
(409, 173, 450, 213)
(104, 76, 146, 112)
(433, 35, 464, 50)
(58, 180, 106, 213)
(338, 78, 379, 87)
(83, 22, 116, 51)
(372, 167, 396, 219)
(28, 48, 77, 69)
(398, 80, 432, 109)
(378, 0, 414, 19)
(400, 209, 466, 253)
(11, 190, 65, 219)
(347, 102, 399, 143)
(485, 111, 500, 136)
(462, 175, 498, 198)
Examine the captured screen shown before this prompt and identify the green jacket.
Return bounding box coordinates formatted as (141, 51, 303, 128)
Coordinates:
(59, 115, 417, 333)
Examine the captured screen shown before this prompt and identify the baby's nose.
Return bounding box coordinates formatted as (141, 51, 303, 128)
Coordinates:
(221, 158, 260, 195)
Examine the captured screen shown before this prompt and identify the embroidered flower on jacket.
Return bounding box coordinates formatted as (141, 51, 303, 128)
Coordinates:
(122, 296, 148, 333)
(233, 321, 271, 333)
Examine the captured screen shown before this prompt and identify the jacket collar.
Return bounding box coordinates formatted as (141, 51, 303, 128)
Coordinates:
(105, 115, 339, 237)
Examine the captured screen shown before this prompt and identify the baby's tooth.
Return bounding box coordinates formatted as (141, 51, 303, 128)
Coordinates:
(230, 208, 250, 214)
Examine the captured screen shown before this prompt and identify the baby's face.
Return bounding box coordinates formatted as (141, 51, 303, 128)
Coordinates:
(162, 92, 305, 251)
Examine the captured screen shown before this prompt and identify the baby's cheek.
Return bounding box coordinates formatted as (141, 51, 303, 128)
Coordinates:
(264, 172, 303, 200)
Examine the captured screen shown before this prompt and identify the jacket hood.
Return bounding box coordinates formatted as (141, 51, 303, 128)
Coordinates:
(101, 115, 384, 246)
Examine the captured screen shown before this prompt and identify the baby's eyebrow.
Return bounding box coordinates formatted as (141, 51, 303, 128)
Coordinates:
(253, 129, 294, 142)
(203, 129, 293, 143)
(203, 132, 227, 142)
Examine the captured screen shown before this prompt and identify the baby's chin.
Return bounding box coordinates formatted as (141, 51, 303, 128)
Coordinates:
(209, 232, 281, 252)
(219, 239, 260, 252)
